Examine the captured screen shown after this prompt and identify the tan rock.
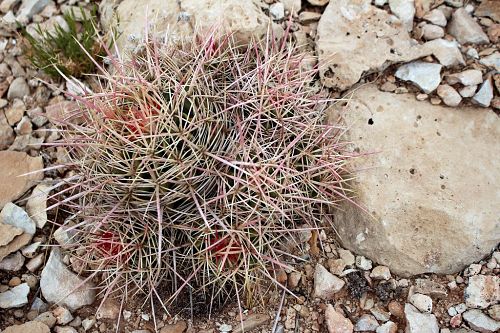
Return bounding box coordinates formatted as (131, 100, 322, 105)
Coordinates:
(105, 0, 280, 53)
(475, 0, 500, 23)
(317, 0, 431, 90)
(325, 304, 353, 333)
(160, 321, 187, 333)
(329, 84, 500, 276)
(0, 151, 44, 209)
(26, 183, 50, 229)
(0, 224, 23, 247)
(2, 321, 50, 333)
(0, 233, 32, 262)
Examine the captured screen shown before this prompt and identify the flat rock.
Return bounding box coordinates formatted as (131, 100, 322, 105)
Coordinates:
(26, 183, 50, 228)
(313, 264, 345, 300)
(0, 111, 15, 150)
(16, 0, 49, 22)
(370, 266, 391, 280)
(317, 0, 430, 90)
(0, 151, 44, 209)
(0, 223, 23, 246)
(446, 69, 483, 86)
(409, 293, 433, 313)
(423, 9, 447, 26)
(40, 248, 96, 311)
(1, 202, 36, 235)
(354, 314, 379, 331)
(475, 0, 500, 23)
(105, 0, 280, 53)
(0, 251, 24, 270)
(395, 61, 442, 93)
(389, 0, 415, 31)
(448, 8, 489, 45)
(423, 38, 465, 67)
(472, 78, 494, 107)
(404, 303, 439, 333)
(376, 321, 397, 333)
(0, 283, 29, 308)
(463, 309, 500, 333)
(2, 321, 50, 333)
(479, 52, 500, 71)
(329, 85, 500, 276)
(464, 275, 500, 309)
(325, 304, 353, 333)
(6, 77, 29, 100)
(437, 84, 462, 107)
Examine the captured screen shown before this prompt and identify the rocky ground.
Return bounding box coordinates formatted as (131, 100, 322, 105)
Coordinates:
(0, 0, 499, 332)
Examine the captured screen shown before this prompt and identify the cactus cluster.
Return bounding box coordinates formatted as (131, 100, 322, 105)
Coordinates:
(53, 30, 355, 316)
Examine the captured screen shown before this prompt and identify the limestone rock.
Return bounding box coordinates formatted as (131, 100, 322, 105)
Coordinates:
(0, 151, 44, 209)
(40, 248, 96, 311)
(370, 266, 391, 280)
(404, 304, 439, 333)
(448, 8, 489, 45)
(376, 321, 397, 333)
(423, 9, 447, 26)
(354, 314, 379, 331)
(437, 84, 462, 107)
(409, 293, 433, 313)
(389, 0, 415, 32)
(106, 0, 279, 53)
(269, 3, 284, 20)
(472, 79, 494, 108)
(317, 0, 430, 90)
(0, 251, 24, 270)
(475, 0, 500, 23)
(329, 85, 500, 276)
(16, 0, 49, 22)
(423, 38, 465, 67)
(459, 85, 477, 98)
(7, 77, 29, 100)
(26, 183, 50, 228)
(421, 24, 444, 40)
(0, 111, 15, 150)
(0, 283, 29, 308)
(1, 202, 36, 235)
(313, 264, 345, 300)
(446, 69, 483, 86)
(2, 321, 50, 333)
(464, 275, 500, 309)
(0, 223, 23, 247)
(479, 53, 500, 71)
(325, 304, 353, 333)
(395, 61, 442, 93)
(463, 310, 500, 333)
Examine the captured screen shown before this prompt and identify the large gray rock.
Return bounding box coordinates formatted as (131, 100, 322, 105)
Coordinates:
(101, 0, 280, 53)
(316, 0, 430, 90)
(40, 248, 96, 311)
(329, 85, 500, 276)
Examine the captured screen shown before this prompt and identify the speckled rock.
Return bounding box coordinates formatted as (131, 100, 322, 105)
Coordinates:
(329, 85, 500, 276)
